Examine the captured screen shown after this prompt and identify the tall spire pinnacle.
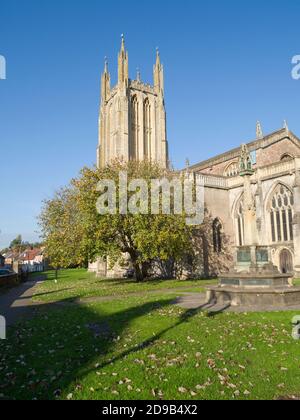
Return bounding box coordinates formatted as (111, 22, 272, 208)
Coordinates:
(185, 158, 190, 171)
(284, 120, 289, 132)
(256, 121, 263, 139)
(154, 47, 164, 95)
(101, 56, 110, 102)
(136, 67, 141, 82)
(121, 34, 125, 52)
(104, 56, 108, 73)
(118, 34, 128, 86)
(156, 47, 161, 66)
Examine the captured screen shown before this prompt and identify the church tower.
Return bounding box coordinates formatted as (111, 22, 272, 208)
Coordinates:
(97, 37, 169, 169)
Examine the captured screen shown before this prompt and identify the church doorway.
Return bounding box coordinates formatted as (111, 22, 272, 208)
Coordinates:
(279, 249, 293, 274)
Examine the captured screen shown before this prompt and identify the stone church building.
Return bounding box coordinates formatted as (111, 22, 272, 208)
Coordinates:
(190, 125, 300, 277)
(97, 35, 168, 169)
(90, 38, 300, 278)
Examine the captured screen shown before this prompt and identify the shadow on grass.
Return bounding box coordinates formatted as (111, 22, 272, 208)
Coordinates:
(95, 277, 217, 288)
(0, 295, 206, 400)
(45, 269, 216, 288)
(15, 289, 74, 301)
(79, 305, 209, 380)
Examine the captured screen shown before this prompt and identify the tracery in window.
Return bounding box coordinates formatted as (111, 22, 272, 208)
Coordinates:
(269, 184, 294, 243)
(224, 161, 239, 177)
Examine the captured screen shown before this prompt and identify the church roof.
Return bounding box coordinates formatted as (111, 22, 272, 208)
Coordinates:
(189, 128, 300, 172)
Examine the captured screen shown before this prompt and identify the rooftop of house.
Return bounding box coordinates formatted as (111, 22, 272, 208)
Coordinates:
(4, 251, 20, 260)
(19, 248, 42, 262)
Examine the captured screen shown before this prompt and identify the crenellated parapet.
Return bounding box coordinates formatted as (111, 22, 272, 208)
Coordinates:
(129, 80, 155, 95)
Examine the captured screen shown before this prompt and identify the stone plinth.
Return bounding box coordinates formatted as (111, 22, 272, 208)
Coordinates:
(219, 272, 292, 289)
(206, 245, 300, 309)
(207, 285, 300, 308)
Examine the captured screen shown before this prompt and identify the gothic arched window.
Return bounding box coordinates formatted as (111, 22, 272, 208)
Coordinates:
(269, 184, 294, 243)
(213, 218, 223, 253)
(224, 161, 239, 177)
(143, 98, 151, 159)
(280, 154, 293, 162)
(131, 96, 139, 159)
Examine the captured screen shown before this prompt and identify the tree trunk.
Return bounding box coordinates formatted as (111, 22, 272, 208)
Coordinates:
(202, 234, 210, 279)
(142, 262, 150, 279)
(129, 251, 144, 282)
(134, 263, 144, 282)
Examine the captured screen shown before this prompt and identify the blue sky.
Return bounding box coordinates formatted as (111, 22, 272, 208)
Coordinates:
(0, 0, 300, 248)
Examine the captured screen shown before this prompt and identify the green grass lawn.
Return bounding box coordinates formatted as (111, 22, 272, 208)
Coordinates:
(32, 269, 217, 303)
(29, 272, 47, 279)
(1, 293, 300, 400)
(1, 269, 300, 400)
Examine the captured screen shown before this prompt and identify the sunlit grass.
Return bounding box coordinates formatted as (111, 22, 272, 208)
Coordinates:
(294, 279, 300, 286)
(1, 270, 299, 400)
(1, 293, 300, 400)
(32, 269, 217, 303)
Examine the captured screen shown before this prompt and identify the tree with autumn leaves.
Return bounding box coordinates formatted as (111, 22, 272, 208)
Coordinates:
(39, 160, 232, 281)
(40, 161, 193, 281)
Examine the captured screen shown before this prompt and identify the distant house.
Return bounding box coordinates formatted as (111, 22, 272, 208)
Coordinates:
(33, 249, 45, 265)
(3, 248, 46, 273)
(0, 254, 5, 267)
(19, 248, 42, 266)
(4, 251, 20, 266)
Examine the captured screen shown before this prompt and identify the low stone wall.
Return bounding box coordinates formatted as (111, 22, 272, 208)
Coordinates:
(0, 274, 19, 287)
